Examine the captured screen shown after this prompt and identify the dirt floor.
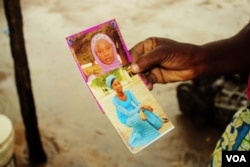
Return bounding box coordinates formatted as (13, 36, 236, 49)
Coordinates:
(1, 0, 250, 167)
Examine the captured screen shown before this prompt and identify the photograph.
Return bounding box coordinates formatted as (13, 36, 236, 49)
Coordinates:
(66, 19, 130, 83)
(66, 19, 174, 153)
(2, 1, 249, 166)
(89, 67, 174, 153)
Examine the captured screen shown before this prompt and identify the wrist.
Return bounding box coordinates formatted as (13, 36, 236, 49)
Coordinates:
(195, 45, 212, 78)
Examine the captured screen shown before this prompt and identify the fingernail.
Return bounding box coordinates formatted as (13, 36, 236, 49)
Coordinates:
(131, 64, 139, 73)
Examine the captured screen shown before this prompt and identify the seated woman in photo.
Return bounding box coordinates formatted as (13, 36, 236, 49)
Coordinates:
(106, 75, 163, 148)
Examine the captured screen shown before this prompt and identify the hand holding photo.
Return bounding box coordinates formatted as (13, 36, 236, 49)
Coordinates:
(66, 19, 174, 153)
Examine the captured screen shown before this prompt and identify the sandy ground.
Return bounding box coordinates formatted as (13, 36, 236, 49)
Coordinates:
(0, 0, 250, 167)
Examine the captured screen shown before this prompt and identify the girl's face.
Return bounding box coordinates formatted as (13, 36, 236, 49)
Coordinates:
(95, 39, 115, 65)
(111, 79, 123, 93)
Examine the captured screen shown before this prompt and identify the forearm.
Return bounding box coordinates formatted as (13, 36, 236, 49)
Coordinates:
(199, 21, 250, 77)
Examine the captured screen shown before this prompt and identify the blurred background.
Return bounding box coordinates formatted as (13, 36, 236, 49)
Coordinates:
(0, 0, 250, 166)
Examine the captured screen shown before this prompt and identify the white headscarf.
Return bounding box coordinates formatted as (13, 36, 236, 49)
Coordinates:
(91, 33, 121, 73)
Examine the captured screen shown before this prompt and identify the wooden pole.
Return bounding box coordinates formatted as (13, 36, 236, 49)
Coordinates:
(3, 0, 47, 164)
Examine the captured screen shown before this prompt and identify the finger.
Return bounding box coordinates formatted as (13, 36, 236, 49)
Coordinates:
(149, 106, 153, 111)
(146, 82, 154, 90)
(162, 69, 196, 82)
(132, 45, 167, 73)
(129, 38, 155, 61)
(138, 72, 155, 90)
(129, 41, 146, 62)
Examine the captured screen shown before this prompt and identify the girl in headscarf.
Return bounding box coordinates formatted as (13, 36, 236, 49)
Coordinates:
(91, 33, 122, 73)
(106, 75, 163, 148)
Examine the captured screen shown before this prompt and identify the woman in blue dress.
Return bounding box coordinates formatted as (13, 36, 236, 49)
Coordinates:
(106, 75, 163, 148)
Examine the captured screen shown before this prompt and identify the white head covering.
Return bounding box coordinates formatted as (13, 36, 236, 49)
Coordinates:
(91, 33, 121, 73)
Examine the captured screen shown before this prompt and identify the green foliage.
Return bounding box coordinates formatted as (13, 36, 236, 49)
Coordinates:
(90, 68, 125, 88)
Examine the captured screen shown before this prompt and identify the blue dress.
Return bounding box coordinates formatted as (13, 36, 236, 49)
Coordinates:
(112, 90, 163, 148)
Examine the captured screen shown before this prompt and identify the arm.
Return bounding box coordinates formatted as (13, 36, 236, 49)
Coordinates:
(127, 90, 153, 112)
(130, 21, 250, 89)
(200, 22, 250, 76)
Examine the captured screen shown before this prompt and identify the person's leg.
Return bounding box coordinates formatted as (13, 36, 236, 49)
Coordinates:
(144, 110, 163, 130)
(126, 114, 160, 148)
